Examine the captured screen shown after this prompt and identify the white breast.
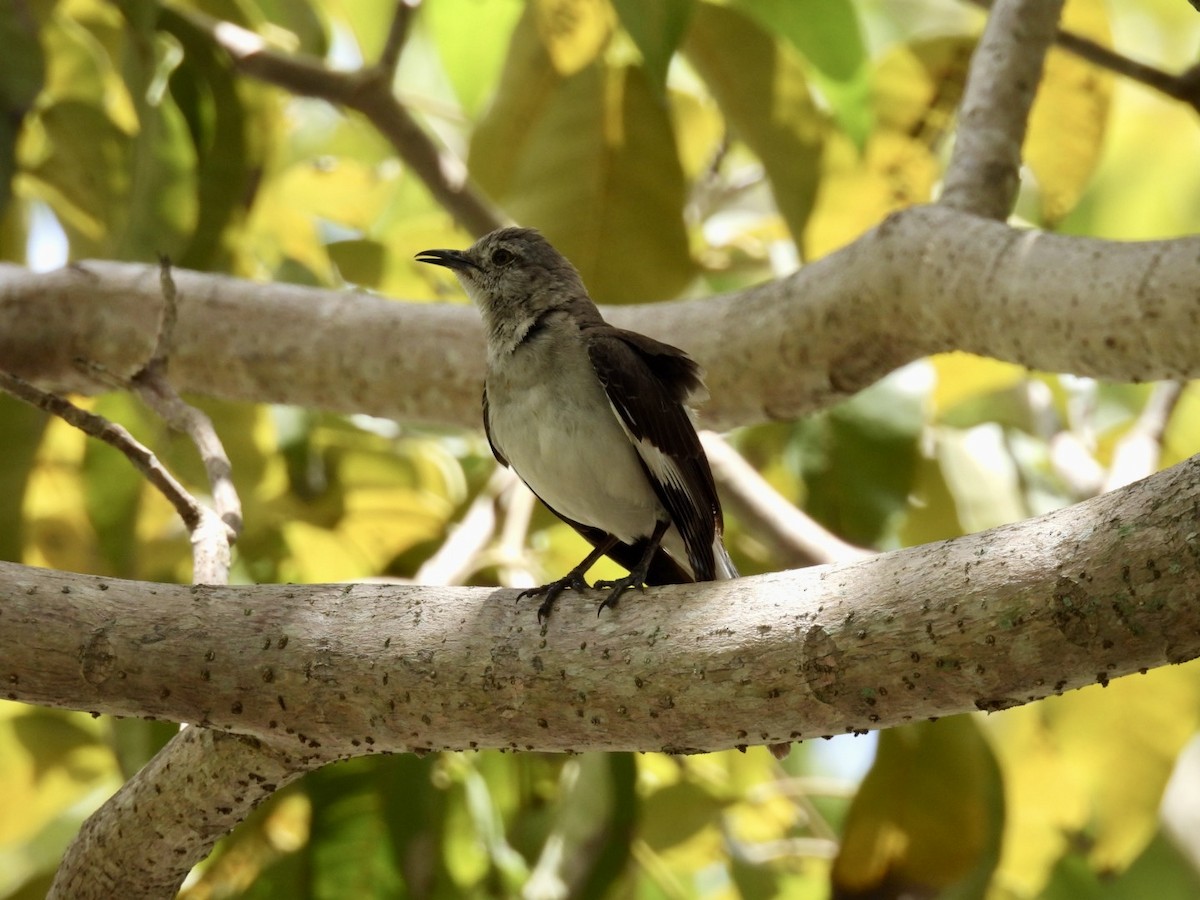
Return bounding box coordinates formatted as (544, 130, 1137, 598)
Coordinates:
(486, 334, 665, 547)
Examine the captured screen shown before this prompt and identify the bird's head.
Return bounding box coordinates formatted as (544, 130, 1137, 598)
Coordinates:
(416, 227, 588, 321)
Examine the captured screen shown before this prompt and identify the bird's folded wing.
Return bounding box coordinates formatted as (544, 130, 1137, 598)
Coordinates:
(483, 384, 690, 585)
(585, 327, 722, 581)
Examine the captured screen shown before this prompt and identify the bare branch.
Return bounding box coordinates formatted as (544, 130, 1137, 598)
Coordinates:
(4, 206, 1198, 431)
(47, 728, 323, 900)
(129, 260, 243, 539)
(378, 0, 421, 75)
(5, 450, 1200, 755)
(964, 0, 1200, 113)
(0, 370, 209, 535)
(171, 8, 504, 237)
(940, 0, 1066, 218)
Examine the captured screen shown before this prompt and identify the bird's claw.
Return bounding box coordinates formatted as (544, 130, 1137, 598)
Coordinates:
(593, 574, 645, 616)
(518, 571, 594, 623)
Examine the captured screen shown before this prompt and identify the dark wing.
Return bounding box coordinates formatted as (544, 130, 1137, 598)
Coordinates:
(548, 513, 693, 586)
(484, 384, 688, 585)
(482, 387, 509, 468)
(585, 326, 723, 580)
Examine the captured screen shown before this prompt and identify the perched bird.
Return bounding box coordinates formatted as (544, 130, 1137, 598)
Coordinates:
(417, 227, 737, 621)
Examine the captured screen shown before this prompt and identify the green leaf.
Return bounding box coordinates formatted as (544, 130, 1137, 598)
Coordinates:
(0, 395, 46, 563)
(468, 6, 562, 202)
(303, 759, 407, 897)
(611, 0, 693, 89)
(26, 100, 129, 251)
(728, 0, 864, 82)
(795, 369, 923, 548)
(255, 0, 328, 57)
(471, 12, 692, 302)
(328, 238, 386, 288)
(159, 7, 258, 271)
(639, 781, 724, 851)
(833, 718, 1005, 899)
(0, 3, 45, 217)
(327, 0, 396, 63)
(82, 394, 150, 576)
(422, 0, 524, 116)
(684, 2, 825, 246)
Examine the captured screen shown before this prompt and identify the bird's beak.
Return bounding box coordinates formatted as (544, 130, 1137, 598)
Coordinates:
(415, 248, 480, 272)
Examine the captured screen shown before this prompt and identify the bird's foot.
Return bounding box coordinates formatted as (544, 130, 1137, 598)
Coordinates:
(518, 571, 594, 623)
(592, 573, 646, 616)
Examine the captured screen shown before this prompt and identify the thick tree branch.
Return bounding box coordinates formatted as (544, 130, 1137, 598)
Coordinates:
(3, 206, 1198, 430)
(940, 0, 1065, 218)
(5, 451, 1200, 753)
(48, 729, 323, 900)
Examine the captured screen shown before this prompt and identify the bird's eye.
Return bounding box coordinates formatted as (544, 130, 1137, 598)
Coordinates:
(491, 248, 515, 266)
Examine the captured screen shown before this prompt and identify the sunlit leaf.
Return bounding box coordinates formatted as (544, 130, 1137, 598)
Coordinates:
(532, 0, 615, 76)
(935, 424, 1028, 532)
(1024, 0, 1113, 225)
(833, 717, 1004, 898)
(872, 35, 974, 143)
(729, 0, 864, 82)
(0, 704, 121, 896)
(325, 0, 395, 62)
(423, 0, 524, 116)
(804, 128, 937, 259)
(472, 13, 691, 302)
(328, 237, 385, 287)
(684, 2, 825, 247)
(989, 665, 1200, 894)
(611, 0, 693, 89)
(1161, 382, 1200, 468)
(931, 354, 1028, 417)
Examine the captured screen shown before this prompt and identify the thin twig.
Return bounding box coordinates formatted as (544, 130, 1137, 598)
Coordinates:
(0, 370, 207, 535)
(129, 259, 243, 539)
(172, 6, 505, 237)
(378, 0, 421, 75)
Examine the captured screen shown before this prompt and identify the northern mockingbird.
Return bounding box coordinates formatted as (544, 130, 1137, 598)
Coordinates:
(417, 227, 737, 621)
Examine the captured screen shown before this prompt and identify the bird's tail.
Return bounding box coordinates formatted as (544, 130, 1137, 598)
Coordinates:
(713, 536, 738, 580)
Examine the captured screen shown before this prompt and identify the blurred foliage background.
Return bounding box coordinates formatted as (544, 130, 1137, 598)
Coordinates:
(3, 0, 1200, 897)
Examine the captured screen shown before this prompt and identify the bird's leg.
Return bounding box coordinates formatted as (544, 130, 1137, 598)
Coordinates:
(593, 519, 671, 615)
(519, 536, 619, 623)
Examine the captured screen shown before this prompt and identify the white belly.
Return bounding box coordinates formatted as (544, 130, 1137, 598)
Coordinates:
(488, 369, 665, 545)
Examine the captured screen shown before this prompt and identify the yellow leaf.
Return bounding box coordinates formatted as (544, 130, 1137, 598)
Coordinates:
(990, 665, 1200, 895)
(1024, 0, 1113, 224)
(532, 0, 615, 76)
(833, 717, 1004, 896)
(930, 351, 1027, 416)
